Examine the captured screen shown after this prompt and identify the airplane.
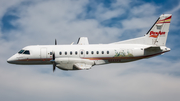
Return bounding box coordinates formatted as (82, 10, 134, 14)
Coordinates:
(7, 14, 172, 71)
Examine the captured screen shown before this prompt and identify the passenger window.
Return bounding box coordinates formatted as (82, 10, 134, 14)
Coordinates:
(81, 51, 83, 55)
(75, 51, 78, 55)
(59, 52, 62, 55)
(65, 52, 67, 55)
(97, 51, 99, 54)
(86, 51, 88, 54)
(18, 50, 24, 54)
(91, 51, 94, 54)
(23, 50, 30, 55)
(107, 51, 109, 54)
(70, 51, 72, 55)
(102, 51, 104, 54)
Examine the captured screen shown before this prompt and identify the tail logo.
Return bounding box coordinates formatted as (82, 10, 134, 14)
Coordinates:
(156, 16, 172, 24)
(149, 31, 166, 38)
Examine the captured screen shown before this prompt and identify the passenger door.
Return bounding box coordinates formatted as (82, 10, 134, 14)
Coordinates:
(40, 48, 47, 60)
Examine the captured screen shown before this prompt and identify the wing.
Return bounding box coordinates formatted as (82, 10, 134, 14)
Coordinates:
(77, 37, 89, 45)
(55, 58, 94, 70)
(73, 63, 92, 70)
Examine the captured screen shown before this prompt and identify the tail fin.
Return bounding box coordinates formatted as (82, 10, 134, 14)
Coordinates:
(145, 14, 172, 46)
(111, 14, 172, 45)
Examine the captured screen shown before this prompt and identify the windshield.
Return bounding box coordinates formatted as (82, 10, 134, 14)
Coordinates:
(18, 50, 25, 54)
(23, 50, 30, 55)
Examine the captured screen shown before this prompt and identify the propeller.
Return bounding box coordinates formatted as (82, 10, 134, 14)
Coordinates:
(50, 51, 56, 72)
(55, 39, 57, 45)
(53, 52, 56, 72)
(51, 39, 57, 72)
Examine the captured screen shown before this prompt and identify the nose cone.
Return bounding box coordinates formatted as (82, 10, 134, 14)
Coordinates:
(7, 57, 13, 64)
(7, 54, 18, 64)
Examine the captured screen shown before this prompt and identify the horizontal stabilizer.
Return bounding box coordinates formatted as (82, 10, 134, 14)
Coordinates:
(144, 46, 161, 51)
(144, 46, 162, 56)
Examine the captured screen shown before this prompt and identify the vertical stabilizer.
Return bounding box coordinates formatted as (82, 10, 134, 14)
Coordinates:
(145, 14, 172, 46)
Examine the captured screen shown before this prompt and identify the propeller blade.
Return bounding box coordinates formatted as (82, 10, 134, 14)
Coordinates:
(52, 51, 56, 72)
(55, 39, 57, 45)
(53, 63, 56, 72)
(53, 52, 55, 60)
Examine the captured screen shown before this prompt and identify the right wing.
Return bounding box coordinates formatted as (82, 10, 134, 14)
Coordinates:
(77, 37, 89, 45)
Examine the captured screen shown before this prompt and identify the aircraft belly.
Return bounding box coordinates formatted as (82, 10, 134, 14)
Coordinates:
(11, 61, 51, 65)
(11, 57, 52, 64)
(107, 58, 138, 63)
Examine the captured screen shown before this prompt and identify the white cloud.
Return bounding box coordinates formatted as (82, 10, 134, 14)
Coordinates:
(111, 0, 132, 8)
(166, 2, 180, 14)
(131, 3, 156, 16)
(90, 3, 125, 21)
(1, 62, 180, 101)
(0, 0, 22, 19)
(122, 16, 157, 30)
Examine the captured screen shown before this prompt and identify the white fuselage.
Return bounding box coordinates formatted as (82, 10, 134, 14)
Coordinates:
(7, 44, 170, 70)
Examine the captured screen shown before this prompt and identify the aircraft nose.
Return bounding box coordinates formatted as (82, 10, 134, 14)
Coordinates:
(7, 57, 14, 64)
(7, 54, 18, 64)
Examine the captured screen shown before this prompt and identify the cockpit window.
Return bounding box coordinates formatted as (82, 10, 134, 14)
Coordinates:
(18, 50, 25, 54)
(23, 50, 30, 55)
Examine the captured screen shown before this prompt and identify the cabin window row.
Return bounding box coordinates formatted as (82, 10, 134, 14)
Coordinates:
(59, 51, 109, 55)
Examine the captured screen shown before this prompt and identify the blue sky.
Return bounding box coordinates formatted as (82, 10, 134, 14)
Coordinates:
(1, 0, 180, 101)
